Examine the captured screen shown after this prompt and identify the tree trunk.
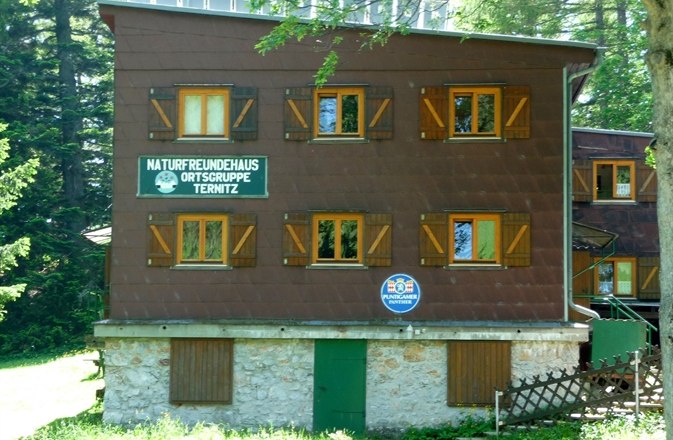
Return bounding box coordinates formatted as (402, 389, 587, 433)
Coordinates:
(643, 0, 673, 437)
(54, 0, 86, 234)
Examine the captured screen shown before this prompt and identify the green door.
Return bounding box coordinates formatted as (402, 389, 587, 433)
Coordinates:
(313, 339, 366, 434)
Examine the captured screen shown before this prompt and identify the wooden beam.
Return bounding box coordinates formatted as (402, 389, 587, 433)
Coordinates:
(151, 99, 173, 129)
(422, 225, 444, 254)
(641, 266, 659, 291)
(506, 224, 528, 255)
(573, 168, 590, 193)
(423, 98, 445, 128)
(505, 97, 527, 127)
(150, 224, 171, 255)
(285, 224, 306, 254)
(287, 99, 308, 129)
(367, 225, 390, 254)
(232, 99, 254, 128)
(368, 98, 391, 128)
(232, 225, 255, 255)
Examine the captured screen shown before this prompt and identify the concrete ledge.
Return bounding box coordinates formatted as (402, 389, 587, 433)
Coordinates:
(94, 319, 589, 342)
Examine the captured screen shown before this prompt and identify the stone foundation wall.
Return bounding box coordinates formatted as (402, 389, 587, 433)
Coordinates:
(103, 338, 314, 427)
(102, 337, 580, 429)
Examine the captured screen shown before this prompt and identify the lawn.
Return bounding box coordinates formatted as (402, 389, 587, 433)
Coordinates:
(0, 352, 666, 440)
(0, 351, 103, 439)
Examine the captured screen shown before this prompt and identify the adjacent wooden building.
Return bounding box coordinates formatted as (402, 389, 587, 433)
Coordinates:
(571, 128, 659, 332)
(95, 0, 598, 432)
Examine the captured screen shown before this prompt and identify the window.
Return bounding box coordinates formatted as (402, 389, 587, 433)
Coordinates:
(284, 86, 393, 141)
(593, 160, 635, 201)
(449, 87, 502, 138)
(312, 213, 364, 264)
(170, 338, 233, 404)
(177, 214, 228, 264)
(420, 85, 529, 141)
(147, 212, 257, 268)
(314, 87, 365, 138)
(282, 212, 392, 267)
(449, 213, 501, 264)
(420, 212, 530, 267)
(595, 257, 636, 297)
(447, 340, 511, 405)
(178, 88, 230, 138)
(148, 86, 257, 141)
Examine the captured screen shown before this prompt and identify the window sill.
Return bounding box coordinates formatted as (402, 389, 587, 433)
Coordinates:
(172, 264, 233, 271)
(591, 200, 637, 206)
(445, 137, 505, 144)
(445, 264, 504, 271)
(308, 263, 368, 270)
(174, 138, 234, 144)
(309, 138, 369, 144)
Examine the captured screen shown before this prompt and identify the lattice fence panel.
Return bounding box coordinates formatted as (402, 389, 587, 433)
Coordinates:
(499, 349, 663, 429)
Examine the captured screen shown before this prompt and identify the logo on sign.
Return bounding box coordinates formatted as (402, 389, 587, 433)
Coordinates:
(380, 274, 421, 314)
(155, 171, 179, 194)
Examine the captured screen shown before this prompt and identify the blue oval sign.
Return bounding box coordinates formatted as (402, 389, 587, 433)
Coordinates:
(380, 274, 421, 314)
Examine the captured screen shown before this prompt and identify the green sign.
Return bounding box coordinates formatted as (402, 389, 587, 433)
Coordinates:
(138, 156, 267, 198)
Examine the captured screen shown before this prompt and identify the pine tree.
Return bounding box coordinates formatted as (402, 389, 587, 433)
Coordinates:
(0, 124, 38, 320)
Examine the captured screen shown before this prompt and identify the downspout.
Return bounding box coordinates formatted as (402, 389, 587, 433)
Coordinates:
(563, 54, 602, 321)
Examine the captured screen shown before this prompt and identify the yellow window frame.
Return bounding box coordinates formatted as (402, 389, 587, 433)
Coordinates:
(594, 257, 636, 297)
(449, 213, 501, 264)
(177, 214, 229, 264)
(313, 87, 365, 138)
(178, 87, 230, 138)
(448, 87, 502, 138)
(593, 160, 635, 201)
(311, 213, 364, 264)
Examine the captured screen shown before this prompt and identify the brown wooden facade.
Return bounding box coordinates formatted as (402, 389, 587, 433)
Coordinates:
(99, 3, 597, 323)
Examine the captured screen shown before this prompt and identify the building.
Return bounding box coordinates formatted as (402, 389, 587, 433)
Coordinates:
(94, 1, 598, 432)
(571, 128, 659, 344)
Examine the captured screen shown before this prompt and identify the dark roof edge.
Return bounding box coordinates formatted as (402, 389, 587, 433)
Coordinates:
(98, 0, 598, 51)
(573, 127, 654, 138)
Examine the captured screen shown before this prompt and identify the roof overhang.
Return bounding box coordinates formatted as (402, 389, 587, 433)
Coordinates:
(572, 221, 618, 250)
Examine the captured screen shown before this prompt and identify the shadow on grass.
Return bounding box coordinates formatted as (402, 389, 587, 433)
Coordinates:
(23, 401, 108, 440)
(0, 344, 87, 369)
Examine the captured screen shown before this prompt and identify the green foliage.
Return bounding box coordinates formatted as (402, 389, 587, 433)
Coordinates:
(455, 0, 652, 133)
(23, 405, 667, 440)
(401, 416, 493, 440)
(0, 124, 38, 320)
(0, 0, 112, 353)
(251, 0, 442, 84)
(580, 412, 665, 440)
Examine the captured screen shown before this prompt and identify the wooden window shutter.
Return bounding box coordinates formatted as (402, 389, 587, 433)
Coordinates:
(447, 340, 511, 406)
(230, 213, 256, 267)
(284, 87, 313, 141)
(636, 162, 657, 202)
(572, 160, 593, 202)
(419, 86, 448, 140)
(366, 87, 394, 140)
(503, 86, 531, 139)
(230, 87, 258, 141)
(420, 213, 447, 266)
(147, 212, 174, 267)
(283, 212, 310, 266)
(572, 250, 594, 295)
(638, 257, 660, 300)
(365, 213, 392, 266)
(170, 338, 233, 404)
(502, 213, 531, 267)
(148, 87, 176, 140)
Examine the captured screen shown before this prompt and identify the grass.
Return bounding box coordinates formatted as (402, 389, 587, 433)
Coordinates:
(23, 408, 667, 440)
(1, 351, 666, 440)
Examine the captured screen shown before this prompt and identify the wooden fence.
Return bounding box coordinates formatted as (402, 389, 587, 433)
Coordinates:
(497, 349, 663, 431)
